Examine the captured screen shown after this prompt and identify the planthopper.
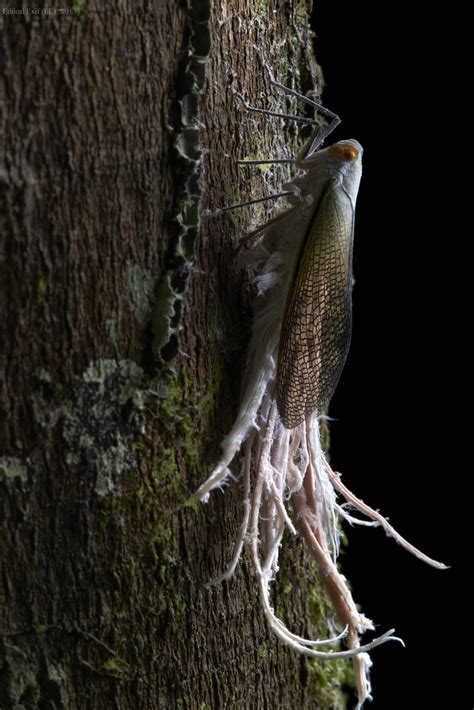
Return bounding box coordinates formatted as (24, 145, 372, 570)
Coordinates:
(194, 68, 447, 709)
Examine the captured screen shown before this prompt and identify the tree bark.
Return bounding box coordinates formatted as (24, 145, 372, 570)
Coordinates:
(0, 2, 351, 708)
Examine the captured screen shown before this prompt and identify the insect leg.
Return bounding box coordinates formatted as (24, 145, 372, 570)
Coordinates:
(237, 158, 295, 165)
(236, 92, 320, 126)
(204, 190, 296, 217)
(237, 84, 340, 160)
(269, 79, 340, 124)
(297, 123, 337, 162)
(268, 80, 341, 159)
(251, 46, 338, 122)
(236, 205, 298, 253)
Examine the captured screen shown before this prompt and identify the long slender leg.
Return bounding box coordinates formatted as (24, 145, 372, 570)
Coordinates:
(237, 80, 340, 161)
(208, 72, 339, 217)
(213, 76, 338, 217)
(236, 92, 319, 126)
(236, 205, 298, 253)
(204, 190, 295, 217)
(256, 55, 341, 154)
(237, 158, 295, 165)
(252, 47, 340, 125)
(269, 78, 340, 124)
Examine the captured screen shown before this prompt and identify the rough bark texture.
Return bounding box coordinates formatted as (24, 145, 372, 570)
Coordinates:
(0, 2, 352, 708)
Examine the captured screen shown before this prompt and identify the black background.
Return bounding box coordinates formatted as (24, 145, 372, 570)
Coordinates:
(310, 4, 464, 709)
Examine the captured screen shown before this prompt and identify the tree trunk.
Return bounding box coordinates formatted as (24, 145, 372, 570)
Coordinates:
(0, 2, 351, 708)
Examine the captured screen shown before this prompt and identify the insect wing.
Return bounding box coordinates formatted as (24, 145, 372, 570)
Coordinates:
(276, 183, 355, 429)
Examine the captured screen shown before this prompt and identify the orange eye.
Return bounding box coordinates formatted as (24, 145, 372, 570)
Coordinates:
(329, 144, 358, 161)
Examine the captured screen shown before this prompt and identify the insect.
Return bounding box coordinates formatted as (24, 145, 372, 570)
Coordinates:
(195, 69, 447, 708)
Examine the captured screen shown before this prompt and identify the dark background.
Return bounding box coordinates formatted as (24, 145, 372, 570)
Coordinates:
(311, 4, 463, 709)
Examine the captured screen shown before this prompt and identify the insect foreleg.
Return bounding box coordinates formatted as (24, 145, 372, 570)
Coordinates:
(236, 92, 320, 126)
(251, 47, 339, 124)
(269, 78, 340, 125)
(237, 80, 340, 161)
(237, 158, 295, 165)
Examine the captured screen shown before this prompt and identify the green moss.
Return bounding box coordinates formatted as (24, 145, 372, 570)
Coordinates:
(275, 545, 354, 707)
(306, 562, 354, 708)
(306, 655, 354, 710)
(151, 275, 176, 355)
(100, 656, 131, 679)
(73, 0, 86, 14)
(153, 364, 223, 498)
(250, 0, 270, 21)
(0, 403, 12, 424)
(128, 366, 220, 624)
(224, 184, 243, 229)
(97, 362, 224, 627)
(241, 153, 277, 174)
(319, 416, 331, 455)
(308, 656, 354, 708)
(37, 275, 47, 303)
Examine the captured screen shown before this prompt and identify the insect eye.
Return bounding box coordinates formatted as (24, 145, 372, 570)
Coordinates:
(329, 144, 359, 161)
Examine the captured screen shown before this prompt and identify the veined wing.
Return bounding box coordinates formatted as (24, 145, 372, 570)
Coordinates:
(276, 183, 355, 429)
